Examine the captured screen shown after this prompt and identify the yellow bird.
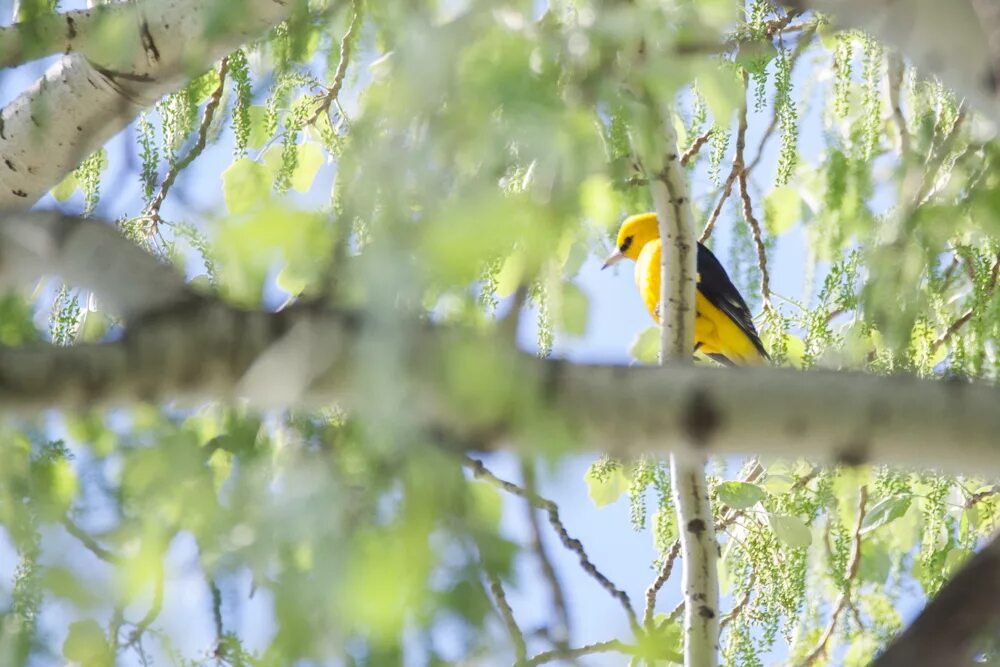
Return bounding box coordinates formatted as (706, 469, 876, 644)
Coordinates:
(603, 212, 769, 366)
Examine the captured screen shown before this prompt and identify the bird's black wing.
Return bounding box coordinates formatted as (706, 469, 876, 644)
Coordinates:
(696, 242, 769, 360)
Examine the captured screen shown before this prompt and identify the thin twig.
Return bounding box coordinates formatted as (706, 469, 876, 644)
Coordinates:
(738, 170, 771, 309)
(742, 23, 817, 176)
(887, 52, 910, 156)
(125, 562, 165, 650)
(932, 249, 1000, 351)
(680, 128, 713, 167)
(145, 57, 230, 225)
(485, 569, 527, 664)
(916, 102, 968, 205)
(304, 0, 363, 128)
(62, 517, 123, 565)
(525, 640, 638, 667)
(643, 540, 681, 629)
(720, 569, 756, 630)
(520, 459, 572, 644)
(799, 485, 868, 666)
(699, 168, 738, 242)
(465, 457, 641, 632)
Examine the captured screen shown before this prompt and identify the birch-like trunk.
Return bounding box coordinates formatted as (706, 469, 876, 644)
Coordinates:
(636, 98, 720, 665)
(0, 0, 296, 210)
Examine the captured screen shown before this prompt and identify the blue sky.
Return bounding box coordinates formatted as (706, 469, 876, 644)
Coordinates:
(0, 3, 925, 665)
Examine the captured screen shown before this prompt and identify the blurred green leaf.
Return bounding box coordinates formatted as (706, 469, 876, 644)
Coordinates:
(767, 514, 811, 549)
(716, 481, 766, 509)
(861, 496, 911, 534)
(585, 463, 628, 508)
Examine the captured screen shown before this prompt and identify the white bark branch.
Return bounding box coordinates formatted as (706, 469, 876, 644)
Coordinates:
(0, 212, 189, 318)
(636, 96, 719, 666)
(0, 0, 298, 209)
(2, 215, 1000, 476)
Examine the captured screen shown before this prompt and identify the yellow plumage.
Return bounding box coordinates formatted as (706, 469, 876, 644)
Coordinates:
(605, 213, 769, 366)
(635, 239, 767, 365)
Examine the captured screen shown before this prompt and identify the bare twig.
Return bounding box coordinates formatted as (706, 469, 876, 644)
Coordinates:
(799, 485, 868, 666)
(520, 459, 571, 643)
(62, 517, 123, 565)
(699, 168, 738, 243)
(720, 570, 756, 631)
(305, 0, 363, 128)
(681, 129, 713, 167)
(525, 640, 638, 666)
(125, 562, 165, 650)
(465, 457, 641, 632)
(887, 52, 911, 156)
(145, 57, 230, 225)
(738, 169, 771, 309)
(485, 569, 527, 664)
(932, 249, 1000, 351)
(643, 540, 681, 629)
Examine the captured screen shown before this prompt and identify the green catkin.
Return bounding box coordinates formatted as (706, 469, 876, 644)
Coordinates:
(137, 113, 159, 202)
(833, 34, 853, 118)
(775, 46, 798, 186)
(708, 127, 730, 187)
(230, 49, 253, 157)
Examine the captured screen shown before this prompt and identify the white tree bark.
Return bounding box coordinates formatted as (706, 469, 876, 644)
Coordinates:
(781, 0, 1000, 125)
(0, 0, 297, 210)
(635, 99, 719, 665)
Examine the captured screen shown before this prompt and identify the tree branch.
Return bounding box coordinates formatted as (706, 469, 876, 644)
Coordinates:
(145, 56, 231, 224)
(485, 569, 526, 664)
(4, 213, 1000, 475)
(525, 640, 638, 667)
(465, 458, 640, 632)
(637, 86, 718, 665)
(0, 0, 302, 209)
(874, 529, 1000, 666)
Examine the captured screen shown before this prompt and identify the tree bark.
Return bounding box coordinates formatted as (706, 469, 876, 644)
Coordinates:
(0, 0, 297, 210)
(636, 91, 719, 665)
(874, 531, 1000, 667)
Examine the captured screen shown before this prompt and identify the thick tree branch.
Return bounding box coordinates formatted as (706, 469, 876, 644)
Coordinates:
(4, 214, 1000, 475)
(0, 0, 300, 209)
(874, 530, 1000, 667)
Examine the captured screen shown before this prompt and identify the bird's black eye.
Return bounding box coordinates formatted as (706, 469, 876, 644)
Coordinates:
(620, 235, 633, 253)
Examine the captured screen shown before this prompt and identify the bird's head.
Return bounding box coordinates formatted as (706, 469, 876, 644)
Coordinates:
(602, 212, 659, 270)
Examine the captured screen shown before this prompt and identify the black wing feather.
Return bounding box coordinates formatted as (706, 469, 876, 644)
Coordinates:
(696, 242, 769, 360)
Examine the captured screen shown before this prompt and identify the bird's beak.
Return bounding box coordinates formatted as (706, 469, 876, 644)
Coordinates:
(601, 250, 625, 270)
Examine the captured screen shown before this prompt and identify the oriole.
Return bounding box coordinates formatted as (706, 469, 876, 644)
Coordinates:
(603, 212, 769, 366)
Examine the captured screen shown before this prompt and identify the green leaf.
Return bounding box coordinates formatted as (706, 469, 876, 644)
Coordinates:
(767, 514, 811, 548)
(858, 541, 891, 583)
(585, 464, 628, 508)
(762, 473, 795, 495)
(559, 282, 588, 337)
(716, 481, 766, 509)
(579, 175, 619, 229)
(630, 326, 660, 364)
(247, 105, 271, 150)
(290, 142, 325, 193)
(861, 496, 911, 534)
(764, 185, 800, 235)
(63, 619, 111, 664)
(696, 64, 743, 125)
(221, 158, 273, 214)
(51, 172, 78, 202)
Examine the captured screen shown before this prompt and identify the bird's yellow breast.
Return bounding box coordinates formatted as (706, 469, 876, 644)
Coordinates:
(634, 239, 765, 365)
